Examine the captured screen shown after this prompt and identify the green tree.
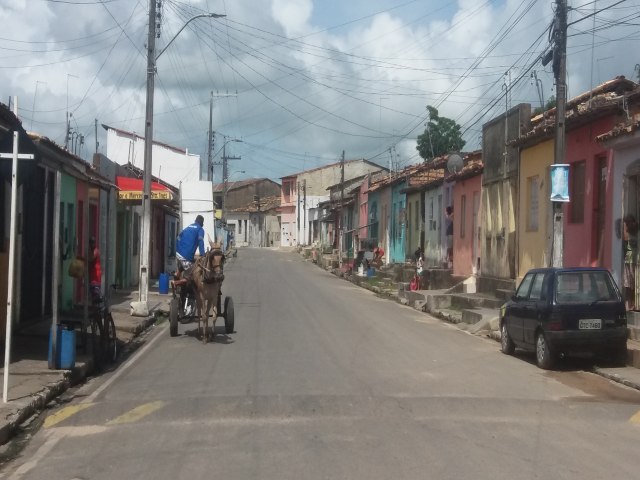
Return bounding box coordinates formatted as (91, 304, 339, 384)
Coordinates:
(416, 105, 465, 161)
(533, 95, 556, 116)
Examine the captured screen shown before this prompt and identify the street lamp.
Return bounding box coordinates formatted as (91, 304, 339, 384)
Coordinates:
(131, 4, 225, 317)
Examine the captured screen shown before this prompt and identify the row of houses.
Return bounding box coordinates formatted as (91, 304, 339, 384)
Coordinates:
(0, 105, 284, 338)
(283, 76, 640, 308)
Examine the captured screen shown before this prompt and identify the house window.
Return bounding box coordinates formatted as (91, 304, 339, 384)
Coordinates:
(460, 195, 466, 238)
(238, 221, 242, 235)
(527, 175, 539, 231)
(570, 161, 585, 223)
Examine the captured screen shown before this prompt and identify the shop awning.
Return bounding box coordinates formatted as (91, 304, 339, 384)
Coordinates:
(115, 176, 174, 201)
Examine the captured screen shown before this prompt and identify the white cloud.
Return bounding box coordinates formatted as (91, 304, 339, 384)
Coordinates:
(1, 0, 638, 180)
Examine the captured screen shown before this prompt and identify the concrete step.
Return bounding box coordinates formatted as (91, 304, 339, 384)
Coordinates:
(432, 308, 464, 324)
(423, 290, 451, 312)
(629, 325, 640, 341)
(627, 311, 640, 328)
(451, 293, 504, 310)
(496, 288, 515, 302)
(477, 276, 516, 295)
(461, 307, 501, 329)
(627, 340, 640, 369)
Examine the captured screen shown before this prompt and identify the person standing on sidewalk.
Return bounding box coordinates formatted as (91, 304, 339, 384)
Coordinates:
(88, 236, 102, 302)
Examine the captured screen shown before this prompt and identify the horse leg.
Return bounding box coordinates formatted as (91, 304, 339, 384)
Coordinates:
(195, 289, 206, 343)
(205, 296, 214, 340)
(210, 285, 220, 338)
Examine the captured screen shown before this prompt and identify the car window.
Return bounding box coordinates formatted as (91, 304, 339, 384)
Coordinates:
(556, 271, 617, 303)
(528, 273, 546, 300)
(516, 273, 534, 300)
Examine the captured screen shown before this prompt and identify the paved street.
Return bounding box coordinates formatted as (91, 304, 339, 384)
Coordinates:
(2, 248, 640, 480)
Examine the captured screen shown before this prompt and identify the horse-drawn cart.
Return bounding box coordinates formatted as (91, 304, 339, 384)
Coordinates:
(169, 280, 234, 338)
(168, 248, 234, 342)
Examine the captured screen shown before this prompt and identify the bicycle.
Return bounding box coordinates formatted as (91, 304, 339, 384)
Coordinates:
(90, 285, 117, 370)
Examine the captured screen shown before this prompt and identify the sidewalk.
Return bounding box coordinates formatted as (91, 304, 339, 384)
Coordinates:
(0, 287, 171, 444)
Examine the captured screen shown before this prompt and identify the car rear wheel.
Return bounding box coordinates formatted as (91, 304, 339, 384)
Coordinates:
(536, 332, 555, 370)
(500, 322, 515, 355)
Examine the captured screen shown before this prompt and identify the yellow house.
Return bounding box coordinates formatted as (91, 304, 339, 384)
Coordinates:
(517, 139, 553, 281)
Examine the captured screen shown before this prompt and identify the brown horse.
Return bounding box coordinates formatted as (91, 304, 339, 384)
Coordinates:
(191, 244, 225, 344)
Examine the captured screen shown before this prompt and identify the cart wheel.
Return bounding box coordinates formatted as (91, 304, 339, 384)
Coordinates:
(224, 296, 234, 334)
(169, 298, 179, 337)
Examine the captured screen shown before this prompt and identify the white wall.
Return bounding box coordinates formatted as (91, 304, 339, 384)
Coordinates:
(106, 128, 200, 187)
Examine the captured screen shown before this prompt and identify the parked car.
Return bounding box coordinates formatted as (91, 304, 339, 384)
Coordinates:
(499, 267, 628, 369)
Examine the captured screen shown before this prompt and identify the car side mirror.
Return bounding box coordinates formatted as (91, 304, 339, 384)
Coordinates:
(511, 295, 517, 301)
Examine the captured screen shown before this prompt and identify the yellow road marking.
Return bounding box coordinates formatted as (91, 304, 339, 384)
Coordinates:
(106, 401, 165, 426)
(44, 403, 95, 428)
(630, 410, 640, 425)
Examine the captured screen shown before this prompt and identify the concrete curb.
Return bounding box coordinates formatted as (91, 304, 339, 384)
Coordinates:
(0, 361, 91, 445)
(114, 315, 159, 336)
(592, 368, 640, 391)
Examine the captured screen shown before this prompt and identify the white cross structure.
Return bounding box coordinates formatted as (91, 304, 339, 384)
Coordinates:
(1, 97, 35, 403)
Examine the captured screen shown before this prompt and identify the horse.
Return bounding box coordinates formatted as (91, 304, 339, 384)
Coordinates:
(191, 243, 225, 344)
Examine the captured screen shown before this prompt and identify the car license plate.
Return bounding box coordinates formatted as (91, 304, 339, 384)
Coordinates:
(579, 319, 602, 330)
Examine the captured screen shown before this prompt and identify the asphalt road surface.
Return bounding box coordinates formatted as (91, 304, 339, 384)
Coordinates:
(2, 248, 640, 480)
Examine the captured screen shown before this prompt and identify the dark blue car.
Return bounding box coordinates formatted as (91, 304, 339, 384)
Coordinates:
(499, 267, 628, 369)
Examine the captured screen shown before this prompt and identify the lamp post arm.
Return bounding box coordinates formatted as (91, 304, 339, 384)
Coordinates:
(156, 13, 226, 61)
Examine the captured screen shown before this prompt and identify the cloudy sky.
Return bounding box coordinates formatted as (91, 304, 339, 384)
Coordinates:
(1, 0, 639, 183)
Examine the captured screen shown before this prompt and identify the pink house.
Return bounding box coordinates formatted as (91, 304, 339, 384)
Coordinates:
(451, 152, 483, 277)
(563, 116, 617, 269)
(279, 174, 298, 247)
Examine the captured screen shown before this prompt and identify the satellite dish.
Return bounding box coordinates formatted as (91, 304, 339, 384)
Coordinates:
(447, 153, 463, 174)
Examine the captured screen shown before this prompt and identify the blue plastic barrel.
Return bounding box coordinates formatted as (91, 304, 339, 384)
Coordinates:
(48, 325, 76, 369)
(159, 272, 170, 294)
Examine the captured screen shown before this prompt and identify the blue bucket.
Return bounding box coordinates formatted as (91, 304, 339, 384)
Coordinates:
(367, 267, 375, 277)
(48, 325, 76, 370)
(159, 272, 170, 294)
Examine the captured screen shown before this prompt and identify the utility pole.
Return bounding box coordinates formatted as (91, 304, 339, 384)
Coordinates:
(131, 6, 225, 316)
(95, 118, 99, 154)
(303, 179, 307, 245)
(221, 138, 241, 218)
(340, 150, 345, 259)
(551, 0, 567, 268)
(131, 0, 157, 316)
(207, 91, 214, 181)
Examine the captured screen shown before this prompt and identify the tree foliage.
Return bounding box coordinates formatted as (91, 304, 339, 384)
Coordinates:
(533, 95, 557, 116)
(416, 106, 465, 162)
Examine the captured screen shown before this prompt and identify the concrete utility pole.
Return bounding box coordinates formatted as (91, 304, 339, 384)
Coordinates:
(207, 91, 214, 181)
(131, 0, 157, 316)
(340, 150, 345, 259)
(132, 5, 225, 316)
(551, 0, 568, 268)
